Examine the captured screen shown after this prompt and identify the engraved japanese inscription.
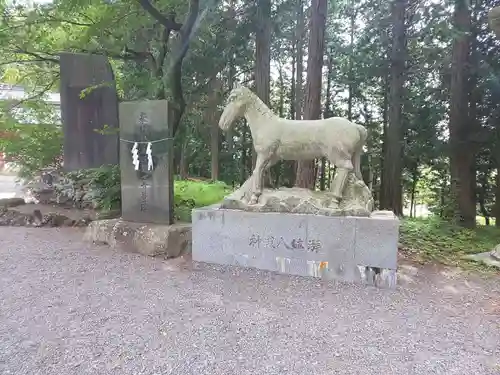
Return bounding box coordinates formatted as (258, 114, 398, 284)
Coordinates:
(248, 234, 322, 252)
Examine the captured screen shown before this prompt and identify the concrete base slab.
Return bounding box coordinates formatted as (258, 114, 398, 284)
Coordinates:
(463, 252, 500, 269)
(192, 206, 399, 288)
(85, 218, 192, 258)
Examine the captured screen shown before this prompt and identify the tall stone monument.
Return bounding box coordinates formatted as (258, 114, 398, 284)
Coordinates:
(59, 52, 119, 171)
(192, 86, 399, 288)
(118, 100, 174, 225)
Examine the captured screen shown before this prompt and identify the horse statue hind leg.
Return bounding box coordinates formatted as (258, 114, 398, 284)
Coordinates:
(328, 125, 367, 208)
(329, 163, 352, 208)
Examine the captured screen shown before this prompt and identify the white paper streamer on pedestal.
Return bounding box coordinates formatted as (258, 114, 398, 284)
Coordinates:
(146, 142, 153, 171)
(131, 142, 139, 170)
(121, 137, 172, 171)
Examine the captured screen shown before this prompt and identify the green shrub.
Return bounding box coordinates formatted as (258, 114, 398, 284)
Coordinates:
(56, 165, 121, 211)
(57, 165, 232, 220)
(0, 102, 63, 179)
(0, 123, 63, 179)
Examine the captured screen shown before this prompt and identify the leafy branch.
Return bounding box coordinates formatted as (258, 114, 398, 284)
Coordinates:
(136, 0, 202, 135)
(6, 74, 60, 112)
(13, 48, 59, 64)
(136, 0, 182, 31)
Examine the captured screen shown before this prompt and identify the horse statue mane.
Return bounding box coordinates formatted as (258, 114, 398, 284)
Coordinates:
(227, 86, 273, 115)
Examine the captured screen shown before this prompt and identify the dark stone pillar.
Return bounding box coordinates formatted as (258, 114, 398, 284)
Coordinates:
(59, 52, 119, 171)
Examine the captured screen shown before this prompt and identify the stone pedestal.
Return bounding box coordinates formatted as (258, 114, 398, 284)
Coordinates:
(192, 206, 399, 288)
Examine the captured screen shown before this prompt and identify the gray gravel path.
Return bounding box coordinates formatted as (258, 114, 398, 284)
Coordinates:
(0, 227, 499, 375)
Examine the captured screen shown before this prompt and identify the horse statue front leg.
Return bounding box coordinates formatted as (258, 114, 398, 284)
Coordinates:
(248, 151, 280, 205)
(248, 152, 268, 204)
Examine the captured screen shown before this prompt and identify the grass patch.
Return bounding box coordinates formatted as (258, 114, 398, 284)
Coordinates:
(174, 180, 232, 222)
(400, 217, 500, 268)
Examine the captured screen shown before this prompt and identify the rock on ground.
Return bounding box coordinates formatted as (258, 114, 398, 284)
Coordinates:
(0, 227, 499, 375)
(85, 218, 192, 257)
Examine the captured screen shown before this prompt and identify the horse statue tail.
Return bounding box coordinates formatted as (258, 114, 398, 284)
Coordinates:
(352, 124, 368, 180)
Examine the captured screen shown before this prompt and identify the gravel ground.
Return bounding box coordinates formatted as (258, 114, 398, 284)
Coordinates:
(0, 227, 499, 375)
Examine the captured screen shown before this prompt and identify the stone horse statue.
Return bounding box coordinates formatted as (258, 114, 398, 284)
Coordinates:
(218, 86, 368, 207)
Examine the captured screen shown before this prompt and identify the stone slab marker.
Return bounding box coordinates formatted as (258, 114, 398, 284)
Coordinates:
(192, 207, 399, 288)
(119, 100, 174, 225)
(59, 52, 119, 171)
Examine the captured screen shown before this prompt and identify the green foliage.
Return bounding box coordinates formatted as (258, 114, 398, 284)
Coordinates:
(174, 179, 232, 221)
(400, 217, 500, 267)
(93, 124, 120, 136)
(79, 82, 115, 99)
(0, 121, 62, 179)
(0, 97, 63, 179)
(63, 165, 122, 211)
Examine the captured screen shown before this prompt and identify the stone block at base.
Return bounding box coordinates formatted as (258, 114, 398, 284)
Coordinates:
(85, 218, 192, 258)
(192, 207, 399, 288)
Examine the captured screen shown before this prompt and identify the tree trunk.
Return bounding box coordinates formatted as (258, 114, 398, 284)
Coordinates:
(271, 65, 287, 187)
(409, 166, 419, 218)
(225, 6, 237, 184)
(449, 0, 475, 228)
(253, 0, 272, 169)
(295, 0, 327, 190)
(361, 100, 373, 188)
(255, 0, 271, 106)
(321, 53, 334, 191)
(478, 174, 490, 225)
(179, 140, 189, 179)
(440, 176, 446, 218)
(281, 0, 306, 187)
(380, 0, 407, 216)
(324, 51, 334, 119)
(347, 5, 356, 121)
(208, 78, 222, 181)
(495, 169, 500, 226)
(290, 43, 296, 120)
(295, 0, 305, 121)
(378, 32, 390, 208)
(226, 57, 236, 184)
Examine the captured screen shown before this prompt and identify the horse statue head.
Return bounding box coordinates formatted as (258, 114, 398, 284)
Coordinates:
(218, 86, 254, 131)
